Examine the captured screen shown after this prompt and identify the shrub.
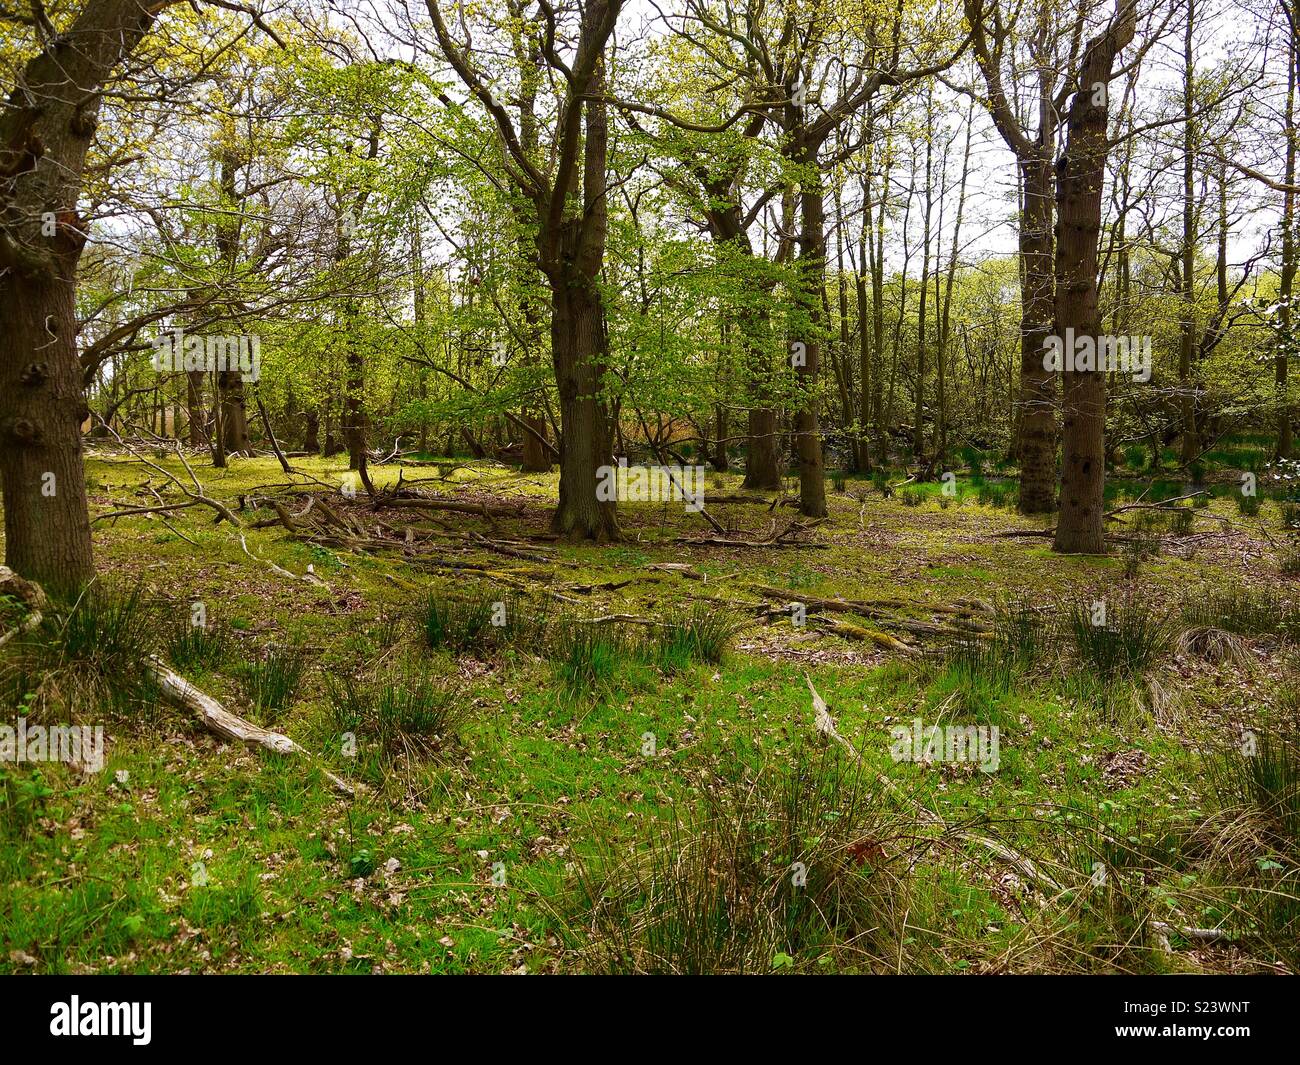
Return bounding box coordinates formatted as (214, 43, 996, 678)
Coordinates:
(164, 611, 232, 671)
(976, 482, 1011, 508)
(418, 593, 494, 654)
(993, 597, 1049, 669)
(550, 624, 639, 697)
(1182, 587, 1292, 636)
(0, 766, 53, 839)
(1126, 510, 1164, 559)
(1281, 546, 1300, 578)
(1, 581, 160, 721)
(1202, 733, 1300, 970)
(1207, 732, 1300, 852)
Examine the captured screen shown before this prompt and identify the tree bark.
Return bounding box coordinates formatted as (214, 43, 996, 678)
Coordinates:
(218, 371, 249, 456)
(303, 408, 320, 454)
(1178, 0, 1199, 463)
(0, 274, 94, 597)
(1279, 23, 1297, 460)
(186, 370, 205, 447)
(1018, 155, 1059, 512)
(0, 0, 165, 595)
(549, 278, 618, 539)
(793, 173, 828, 518)
(1053, 2, 1136, 554)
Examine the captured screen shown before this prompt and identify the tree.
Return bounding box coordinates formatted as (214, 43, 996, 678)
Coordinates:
(1052, 0, 1137, 554)
(0, 0, 173, 595)
(429, 0, 624, 539)
(966, 0, 1088, 513)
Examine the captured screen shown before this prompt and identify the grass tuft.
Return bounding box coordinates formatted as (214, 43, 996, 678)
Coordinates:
(239, 644, 308, 719)
(565, 744, 922, 974)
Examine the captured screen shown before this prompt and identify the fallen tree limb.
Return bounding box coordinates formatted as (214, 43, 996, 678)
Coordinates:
(995, 492, 1213, 539)
(676, 517, 827, 548)
(811, 617, 921, 655)
(375, 496, 526, 519)
(0, 566, 45, 649)
(239, 533, 328, 587)
(93, 500, 201, 523)
(1107, 491, 1207, 516)
(704, 493, 798, 508)
(150, 657, 355, 797)
(646, 562, 705, 580)
(806, 678, 1062, 893)
(751, 585, 994, 622)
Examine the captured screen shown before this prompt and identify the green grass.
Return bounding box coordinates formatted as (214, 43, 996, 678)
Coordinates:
(1067, 598, 1171, 684)
(325, 659, 463, 771)
(419, 593, 495, 654)
(1182, 587, 1295, 636)
(0, 580, 161, 722)
(565, 743, 922, 973)
(3, 453, 1299, 974)
(238, 644, 309, 719)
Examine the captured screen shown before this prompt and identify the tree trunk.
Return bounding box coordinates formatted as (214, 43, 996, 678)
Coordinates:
(518, 298, 551, 473)
(1053, 3, 1135, 555)
(914, 119, 934, 466)
(1018, 154, 1059, 513)
(303, 408, 320, 454)
(218, 371, 249, 456)
(186, 370, 205, 447)
(343, 343, 366, 473)
(550, 279, 618, 539)
(0, 0, 163, 594)
(743, 405, 781, 489)
(1279, 25, 1297, 460)
(1178, 0, 1199, 464)
(794, 176, 828, 518)
(0, 274, 94, 597)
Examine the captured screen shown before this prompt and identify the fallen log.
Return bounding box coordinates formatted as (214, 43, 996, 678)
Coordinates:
(676, 517, 827, 548)
(704, 493, 798, 508)
(0, 566, 46, 650)
(150, 657, 355, 797)
(812, 617, 920, 655)
(374, 496, 526, 518)
(750, 585, 994, 622)
(646, 562, 705, 580)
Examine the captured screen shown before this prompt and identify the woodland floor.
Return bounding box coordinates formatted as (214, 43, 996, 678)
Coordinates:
(1, 449, 1297, 974)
